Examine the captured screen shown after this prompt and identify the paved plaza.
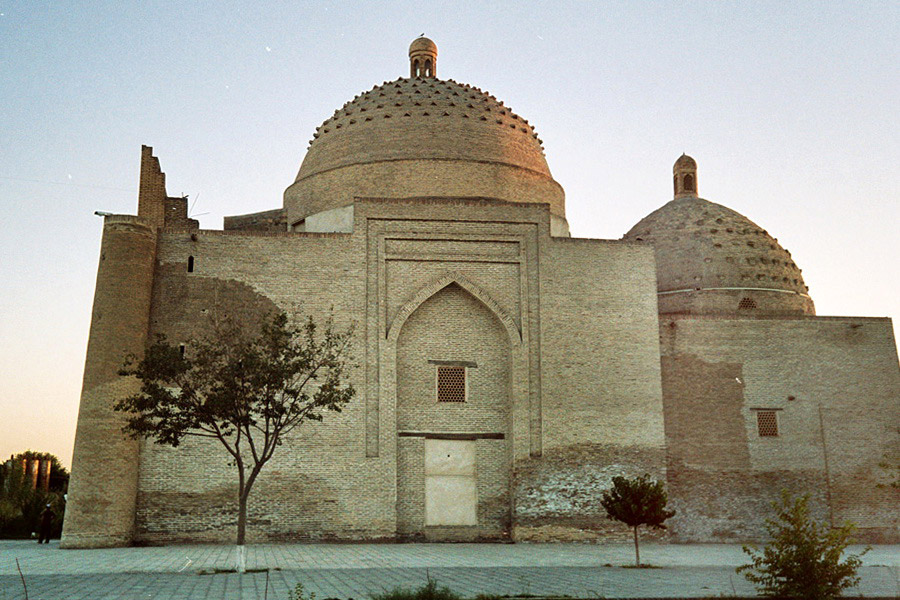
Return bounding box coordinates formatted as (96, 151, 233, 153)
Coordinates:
(1, 541, 897, 599)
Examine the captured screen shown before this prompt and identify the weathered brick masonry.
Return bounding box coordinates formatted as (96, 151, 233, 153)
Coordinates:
(660, 316, 899, 542)
(62, 38, 898, 547)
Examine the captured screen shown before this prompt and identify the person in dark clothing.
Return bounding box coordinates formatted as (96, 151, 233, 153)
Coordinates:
(38, 505, 54, 544)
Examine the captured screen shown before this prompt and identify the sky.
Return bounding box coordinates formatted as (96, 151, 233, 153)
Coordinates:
(1, 1, 897, 469)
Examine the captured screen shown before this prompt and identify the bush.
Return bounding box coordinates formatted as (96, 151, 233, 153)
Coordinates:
(737, 491, 868, 599)
(371, 578, 462, 600)
(288, 582, 316, 600)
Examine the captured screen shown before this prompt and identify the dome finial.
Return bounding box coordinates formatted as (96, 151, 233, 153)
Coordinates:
(409, 36, 437, 78)
(673, 153, 698, 198)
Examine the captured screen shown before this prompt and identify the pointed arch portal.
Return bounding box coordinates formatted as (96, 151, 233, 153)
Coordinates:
(391, 273, 514, 539)
(387, 271, 521, 346)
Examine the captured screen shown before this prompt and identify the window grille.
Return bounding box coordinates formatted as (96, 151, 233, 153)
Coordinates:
(756, 410, 778, 437)
(437, 366, 466, 402)
(739, 297, 757, 310)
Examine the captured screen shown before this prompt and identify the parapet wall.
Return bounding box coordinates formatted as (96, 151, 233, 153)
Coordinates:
(224, 208, 286, 232)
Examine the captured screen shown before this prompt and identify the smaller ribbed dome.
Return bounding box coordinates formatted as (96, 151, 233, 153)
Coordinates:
(624, 157, 814, 317)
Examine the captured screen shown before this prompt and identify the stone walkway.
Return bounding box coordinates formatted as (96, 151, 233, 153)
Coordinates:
(0, 541, 897, 599)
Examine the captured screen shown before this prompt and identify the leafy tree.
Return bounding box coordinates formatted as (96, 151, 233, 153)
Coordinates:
(115, 312, 355, 570)
(0, 451, 68, 539)
(600, 474, 675, 566)
(737, 491, 868, 599)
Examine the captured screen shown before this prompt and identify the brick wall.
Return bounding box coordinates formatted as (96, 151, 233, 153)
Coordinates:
(660, 315, 900, 542)
(62, 216, 156, 548)
(514, 237, 669, 541)
(223, 208, 286, 232)
(135, 228, 391, 543)
(123, 198, 672, 544)
(70, 192, 891, 547)
(137, 146, 166, 228)
(285, 160, 565, 226)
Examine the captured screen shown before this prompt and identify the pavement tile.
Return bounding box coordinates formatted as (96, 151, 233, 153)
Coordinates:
(0, 541, 896, 600)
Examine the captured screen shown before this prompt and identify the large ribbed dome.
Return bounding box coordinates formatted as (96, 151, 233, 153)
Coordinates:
(283, 40, 566, 232)
(624, 157, 814, 317)
(298, 77, 551, 180)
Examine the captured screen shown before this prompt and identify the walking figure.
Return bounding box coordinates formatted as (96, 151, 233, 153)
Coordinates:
(38, 504, 54, 544)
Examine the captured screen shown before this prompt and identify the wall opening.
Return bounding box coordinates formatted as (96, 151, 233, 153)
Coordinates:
(395, 282, 512, 538)
(187, 256, 194, 273)
(437, 366, 466, 402)
(683, 173, 695, 192)
(756, 410, 779, 437)
(738, 297, 757, 310)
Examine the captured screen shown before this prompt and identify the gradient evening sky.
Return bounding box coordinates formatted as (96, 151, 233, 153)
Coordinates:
(1, 2, 897, 468)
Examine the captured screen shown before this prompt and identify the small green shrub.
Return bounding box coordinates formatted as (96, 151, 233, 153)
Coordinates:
(371, 578, 462, 600)
(288, 582, 317, 600)
(736, 491, 868, 599)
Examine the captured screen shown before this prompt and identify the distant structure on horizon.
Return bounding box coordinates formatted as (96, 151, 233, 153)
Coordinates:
(3, 455, 52, 492)
(61, 38, 899, 548)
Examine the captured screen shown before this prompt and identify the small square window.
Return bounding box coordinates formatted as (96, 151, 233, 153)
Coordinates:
(756, 410, 778, 437)
(437, 366, 466, 402)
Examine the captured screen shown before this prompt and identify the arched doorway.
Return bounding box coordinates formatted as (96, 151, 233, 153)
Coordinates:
(395, 282, 512, 540)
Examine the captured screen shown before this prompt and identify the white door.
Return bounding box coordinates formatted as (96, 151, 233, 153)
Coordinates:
(424, 439, 477, 526)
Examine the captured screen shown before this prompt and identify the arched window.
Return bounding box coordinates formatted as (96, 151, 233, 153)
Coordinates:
(413, 59, 420, 77)
(424, 59, 432, 77)
(684, 173, 695, 192)
(673, 174, 678, 195)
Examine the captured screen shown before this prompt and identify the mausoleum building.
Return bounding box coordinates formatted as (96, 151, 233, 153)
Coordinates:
(61, 39, 899, 548)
